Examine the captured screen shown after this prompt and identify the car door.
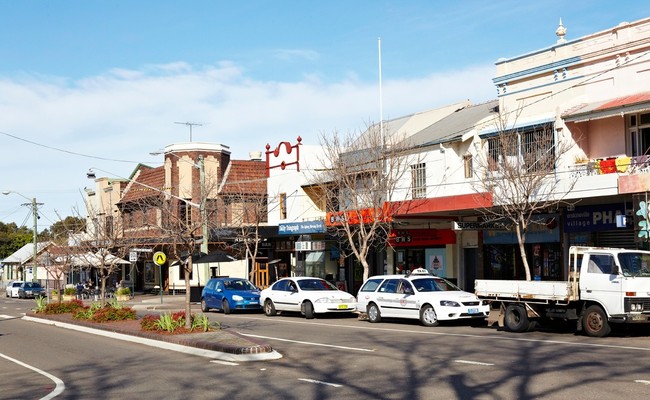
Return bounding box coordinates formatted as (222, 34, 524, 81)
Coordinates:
(580, 253, 623, 315)
(268, 279, 297, 312)
(214, 281, 226, 309)
(396, 280, 420, 319)
(375, 279, 401, 317)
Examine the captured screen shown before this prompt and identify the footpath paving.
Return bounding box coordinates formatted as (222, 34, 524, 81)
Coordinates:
(24, 294, 282, 362)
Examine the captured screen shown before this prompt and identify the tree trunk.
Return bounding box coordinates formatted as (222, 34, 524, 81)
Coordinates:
(515, 224, 532, 281)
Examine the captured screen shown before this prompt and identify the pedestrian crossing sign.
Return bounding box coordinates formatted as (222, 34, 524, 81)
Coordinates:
(153, 251, 167, 266)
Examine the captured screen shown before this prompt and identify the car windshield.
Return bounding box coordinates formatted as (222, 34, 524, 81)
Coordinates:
(223, 279, 257, 291)
(297, 279, 338, 291)
(24, 282, 42, 289)
(411, 277, 460, 292)
(619, 252, 650, 277)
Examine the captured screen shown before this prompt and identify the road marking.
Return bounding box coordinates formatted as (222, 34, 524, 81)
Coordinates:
(0, 314, 16, 319)
(454, 359, 494, 366)
(241, 333, 375, 352)
(634, 380, 650, 385)
(210, 360, 239, 366)
(0, 352, 65, 399)
(244, 316, 650, 352)
(299, 378, 343, 388)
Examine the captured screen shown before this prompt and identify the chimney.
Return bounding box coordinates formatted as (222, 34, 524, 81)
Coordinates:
(249, 151, 262, 161)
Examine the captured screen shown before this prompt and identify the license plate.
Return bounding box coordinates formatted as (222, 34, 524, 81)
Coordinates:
(338, 304, 348, 309)
(468, 308, 479, 314)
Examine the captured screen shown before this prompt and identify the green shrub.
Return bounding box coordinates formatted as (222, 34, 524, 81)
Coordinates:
(73, 302, 136, 323)
(40, 299, 85, 314)
(115, 287, 131, 296)
(64, 287, 77, 296)
(140, 312, 219, 333)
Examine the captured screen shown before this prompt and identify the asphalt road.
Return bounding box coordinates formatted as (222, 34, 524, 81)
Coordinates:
(2, 297, 650, 399)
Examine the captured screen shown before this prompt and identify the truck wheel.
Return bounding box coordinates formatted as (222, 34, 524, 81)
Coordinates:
(367, 303, 381, 323)
(504, 304, 530, 333)
(583, 305, 611, 337)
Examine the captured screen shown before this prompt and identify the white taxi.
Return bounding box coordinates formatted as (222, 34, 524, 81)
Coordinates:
(356, 268, 489, 326)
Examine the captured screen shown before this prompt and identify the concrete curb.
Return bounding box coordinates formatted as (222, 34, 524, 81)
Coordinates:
(23, 315, 282, 362)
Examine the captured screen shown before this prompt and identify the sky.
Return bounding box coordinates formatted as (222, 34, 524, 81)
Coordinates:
(0, 0, 647, 232)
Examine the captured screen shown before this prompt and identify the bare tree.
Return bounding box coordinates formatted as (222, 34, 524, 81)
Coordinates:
(74, 207, 130, 305)
(120, 169, 222, 329)
(472, 109, 577, 280)
(314, 124, 417, 282)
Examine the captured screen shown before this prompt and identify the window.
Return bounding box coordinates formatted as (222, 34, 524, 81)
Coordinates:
(359, 279, 384, 292)
(378, 279, 400, 294)
(628, 112, 650, 157)
(411, 163, 426, 199)
(487, 124, 555, 173)
(279, 193, 287, 220)
(463, 154, 473, 178)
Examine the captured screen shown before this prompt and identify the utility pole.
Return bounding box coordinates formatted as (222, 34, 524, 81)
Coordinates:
(174, 121, 203, 142)
(198, 155, 209, 255)
(2, 191, 42, 282)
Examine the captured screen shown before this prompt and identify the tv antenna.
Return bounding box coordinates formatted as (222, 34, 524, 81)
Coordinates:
(174, 121, 203, 141)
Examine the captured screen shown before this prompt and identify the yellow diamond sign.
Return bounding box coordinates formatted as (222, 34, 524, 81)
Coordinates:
(153, 251, 167, 266)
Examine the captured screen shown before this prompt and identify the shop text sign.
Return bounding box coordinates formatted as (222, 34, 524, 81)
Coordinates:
(388, 229, 456, 247)
(279, 221, 325, 235)
(564, 203, 632, 232)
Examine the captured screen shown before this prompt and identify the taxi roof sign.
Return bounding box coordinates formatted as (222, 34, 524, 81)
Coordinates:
(153, 251, 167, 266)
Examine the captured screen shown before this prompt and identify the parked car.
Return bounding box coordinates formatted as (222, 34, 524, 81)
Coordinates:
(5, 281, 24, 298)
(260, 277, 356, 319)
(18, 282, 46, 299)
(200, 277, 261, 314)
(356, 268, 489, 327)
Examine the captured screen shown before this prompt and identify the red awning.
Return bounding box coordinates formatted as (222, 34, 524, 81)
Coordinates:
(562, 92, 650, 122)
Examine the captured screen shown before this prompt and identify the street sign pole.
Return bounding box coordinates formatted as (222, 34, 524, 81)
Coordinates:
(153, 251, 167, 304)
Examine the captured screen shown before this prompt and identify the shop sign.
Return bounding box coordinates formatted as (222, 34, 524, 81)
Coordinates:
(453, 221, 508, 230)
(564, 203, 633, 232)
(388, 229, 456, 247)
(279, 221, 326, 235)
(484, 214, 559, 244)
(326, 204, 392, 227)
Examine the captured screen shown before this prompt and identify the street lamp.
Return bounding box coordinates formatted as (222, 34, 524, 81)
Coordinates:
(2, 190, 42, 283)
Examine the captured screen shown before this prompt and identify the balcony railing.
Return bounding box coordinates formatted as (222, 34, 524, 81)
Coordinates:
(569, 155, 650, 178)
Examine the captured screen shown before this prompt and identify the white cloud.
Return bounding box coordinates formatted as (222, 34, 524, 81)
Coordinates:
(0, 61, 495, 226)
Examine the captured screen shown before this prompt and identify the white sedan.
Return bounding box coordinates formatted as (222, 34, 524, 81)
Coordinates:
(260, 277, 356, 319)
(356, 268, 489, 327)
(5, 281, 24, 298)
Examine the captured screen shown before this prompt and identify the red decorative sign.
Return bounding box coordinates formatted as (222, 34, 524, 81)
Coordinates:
(266, 137, 302, 177)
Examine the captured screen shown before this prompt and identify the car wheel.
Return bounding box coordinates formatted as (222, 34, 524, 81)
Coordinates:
(222, 299, 231, 315)
(504, 304, 530, 333)
(583, 305, 611, 337)
(302, 301, 315, 319)
(367, 303, 381, 323)
(420, 304, 439, 327)
(201, 298, 210, 312)
(264, 299, 277, 316)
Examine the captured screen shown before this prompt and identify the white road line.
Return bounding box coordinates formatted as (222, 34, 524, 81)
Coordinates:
(245, 317, 650, 352)
(0, 352, 65, 399)
(241, 333, 375, 352)
(454, 359, 494, 366)
(634, 380, 650, 385)
(299, 378, 343, 388)
(210, 360, 239, 366)
(0, 314, 15, 319)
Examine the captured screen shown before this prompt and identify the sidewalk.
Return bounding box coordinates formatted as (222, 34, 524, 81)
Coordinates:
(25, 293, 282, 362)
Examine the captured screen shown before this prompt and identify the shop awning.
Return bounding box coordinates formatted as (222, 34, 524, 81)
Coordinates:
(306, 251, 325, 263)
(562, 92, 650, 122)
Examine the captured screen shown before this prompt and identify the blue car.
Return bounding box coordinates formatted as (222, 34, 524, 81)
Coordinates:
(200, 277, 262, 314)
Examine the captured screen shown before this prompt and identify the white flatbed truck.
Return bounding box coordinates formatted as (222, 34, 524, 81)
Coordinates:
(475, 246, 650, 337)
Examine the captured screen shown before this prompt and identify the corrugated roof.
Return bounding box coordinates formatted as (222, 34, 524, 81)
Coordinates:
(404, 100, 499, 146)
(3, 242, 53, 264)
(562, 92, 650, 122)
